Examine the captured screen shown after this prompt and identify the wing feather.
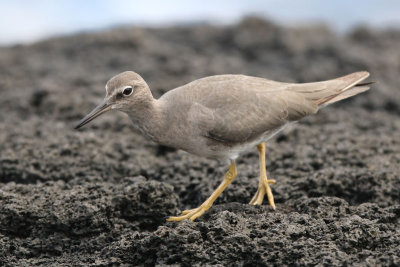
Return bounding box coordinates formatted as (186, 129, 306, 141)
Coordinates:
(163, 72, 369, 145)
(185, 82, 318, 144)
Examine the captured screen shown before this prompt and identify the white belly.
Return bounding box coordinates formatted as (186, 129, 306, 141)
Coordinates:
(196, 124, 290, 162)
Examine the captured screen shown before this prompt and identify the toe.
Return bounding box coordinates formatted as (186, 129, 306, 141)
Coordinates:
(181, 209, 193, 215)
(166, 216, 183, 222)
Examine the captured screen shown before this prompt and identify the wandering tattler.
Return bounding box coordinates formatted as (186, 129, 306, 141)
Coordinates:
(75, 71, 372, 221)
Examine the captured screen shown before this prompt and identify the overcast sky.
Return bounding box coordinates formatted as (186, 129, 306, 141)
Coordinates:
(1, 0, 400, 45)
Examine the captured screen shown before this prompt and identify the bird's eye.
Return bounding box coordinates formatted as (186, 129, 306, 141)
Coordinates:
(123, 87, 133, 96)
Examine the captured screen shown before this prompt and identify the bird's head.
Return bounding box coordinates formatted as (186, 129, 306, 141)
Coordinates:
(74, 71, 152, 129)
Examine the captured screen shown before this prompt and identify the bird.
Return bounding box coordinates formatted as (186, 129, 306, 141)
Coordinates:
(74, 71, 372, 222)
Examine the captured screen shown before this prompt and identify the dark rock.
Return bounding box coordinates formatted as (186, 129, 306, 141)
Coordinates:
(0, 17, 399, 266)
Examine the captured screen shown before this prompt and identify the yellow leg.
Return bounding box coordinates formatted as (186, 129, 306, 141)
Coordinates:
(249, 142, 276, 209)
(167, 161, 238, 222)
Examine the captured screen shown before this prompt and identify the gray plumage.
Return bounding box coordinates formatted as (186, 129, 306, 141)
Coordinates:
(75, 71, 370, 161)
(74, 70, 372, 221)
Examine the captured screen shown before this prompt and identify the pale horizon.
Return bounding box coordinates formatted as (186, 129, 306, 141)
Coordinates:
(1, 0, 400, 46)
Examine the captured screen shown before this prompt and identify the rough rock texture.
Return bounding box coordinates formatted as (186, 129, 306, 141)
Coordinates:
(0, 17, 399, 266)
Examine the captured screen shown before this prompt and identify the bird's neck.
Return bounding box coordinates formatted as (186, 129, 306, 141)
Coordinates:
(126, 98, 165, 143)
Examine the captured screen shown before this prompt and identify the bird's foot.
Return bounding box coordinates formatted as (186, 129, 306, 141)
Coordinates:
(181, 208, 196, 215)
(167, 162, 238, 222)
(249, 179, 276, 209)
(167, 204, 211, 222)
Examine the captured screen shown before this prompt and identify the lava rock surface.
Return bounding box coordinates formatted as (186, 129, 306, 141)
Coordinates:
(0, 17, 399, 266)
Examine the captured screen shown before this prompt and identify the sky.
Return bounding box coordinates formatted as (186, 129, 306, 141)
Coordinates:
(1, 0, 400, 45)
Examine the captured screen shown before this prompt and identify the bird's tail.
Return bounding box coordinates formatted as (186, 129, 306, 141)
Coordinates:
(289, 71, 372, 108)
(314, 71, 372, 107)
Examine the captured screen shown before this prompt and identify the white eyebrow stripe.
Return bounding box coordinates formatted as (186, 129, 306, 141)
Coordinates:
(105, 84, 109, 94)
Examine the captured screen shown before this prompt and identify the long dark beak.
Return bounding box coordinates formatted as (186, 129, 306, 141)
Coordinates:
(74, 100, 112, 129)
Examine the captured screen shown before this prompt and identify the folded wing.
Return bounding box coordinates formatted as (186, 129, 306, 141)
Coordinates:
(188, 71, 370, 145)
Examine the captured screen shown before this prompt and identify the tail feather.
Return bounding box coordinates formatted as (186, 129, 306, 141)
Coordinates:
(319, 85, 370, 106)
(324, 80, 376, 105)
(355, 81, 376, 87)
(312, 71, 371, 106)
(289, 71, 371, 107)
